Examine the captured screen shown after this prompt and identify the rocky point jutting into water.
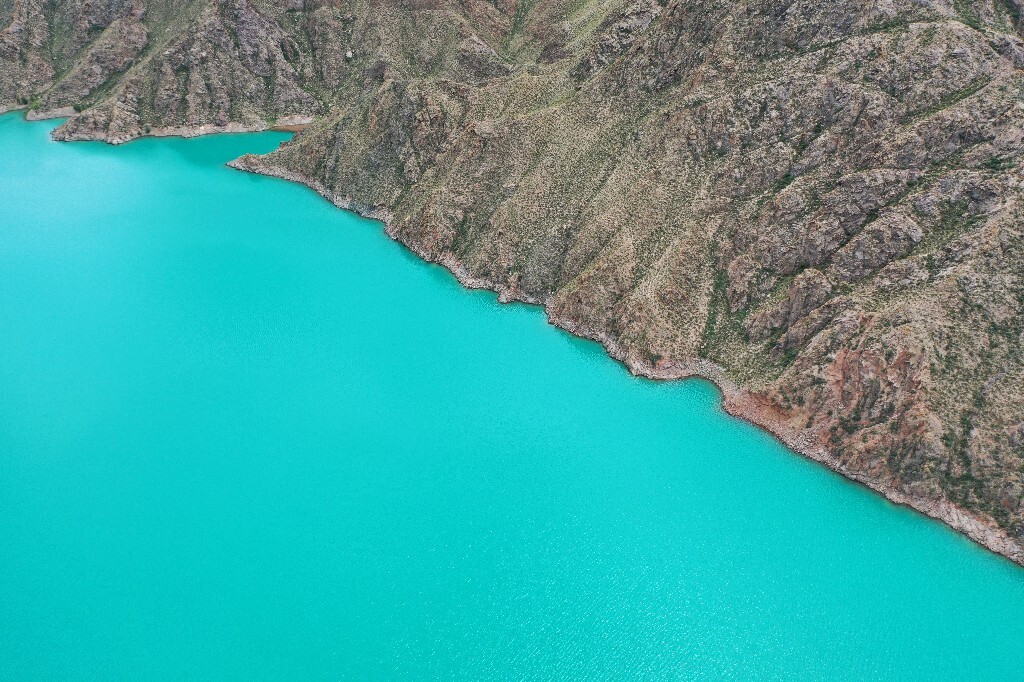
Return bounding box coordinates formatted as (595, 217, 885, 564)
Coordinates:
(3, 0, 1024, 565)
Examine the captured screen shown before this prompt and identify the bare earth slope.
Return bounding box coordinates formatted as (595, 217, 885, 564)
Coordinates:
(4, 0, 1024, 565)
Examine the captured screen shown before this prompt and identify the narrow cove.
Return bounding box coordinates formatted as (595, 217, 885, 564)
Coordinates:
(1, 112, 1023, 679)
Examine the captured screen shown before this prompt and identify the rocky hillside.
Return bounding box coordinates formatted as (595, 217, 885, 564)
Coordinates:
(4, 0, 1024, 566)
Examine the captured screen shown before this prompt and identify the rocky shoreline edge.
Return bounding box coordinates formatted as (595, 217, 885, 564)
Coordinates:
(0, 107, 314, 142)
(16, 103, 1014, 567)
(228, 152, 1024, 569)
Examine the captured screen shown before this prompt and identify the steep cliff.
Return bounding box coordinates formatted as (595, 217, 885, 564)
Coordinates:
(4, 0, 1024, 565)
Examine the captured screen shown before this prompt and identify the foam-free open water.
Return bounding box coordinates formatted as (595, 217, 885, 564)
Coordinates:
(1, 113, 1023, 679)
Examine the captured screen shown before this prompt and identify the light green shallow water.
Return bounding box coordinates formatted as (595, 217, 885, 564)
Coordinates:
(1, 112, 1022, 680)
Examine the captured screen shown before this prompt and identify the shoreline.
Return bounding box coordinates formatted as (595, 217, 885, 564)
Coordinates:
(10, 108, 315, 144)
(0, 107, 314, 142)
(8, 107, 1013, 567)
(228, 153, 1024, 569)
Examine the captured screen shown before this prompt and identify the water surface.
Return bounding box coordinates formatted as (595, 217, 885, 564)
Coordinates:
(1, 112, 1023, 679)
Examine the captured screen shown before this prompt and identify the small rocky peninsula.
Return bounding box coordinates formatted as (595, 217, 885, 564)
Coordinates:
(3, 0, 1024, 566)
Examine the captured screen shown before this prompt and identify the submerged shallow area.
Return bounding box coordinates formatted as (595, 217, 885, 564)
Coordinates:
(1, 112, 1023, 679)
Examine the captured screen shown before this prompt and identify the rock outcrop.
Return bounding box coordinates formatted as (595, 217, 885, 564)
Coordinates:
(4, 0, 1024, 565)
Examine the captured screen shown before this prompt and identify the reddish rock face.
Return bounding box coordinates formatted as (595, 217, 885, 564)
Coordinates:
(4, 0, 1024, 564)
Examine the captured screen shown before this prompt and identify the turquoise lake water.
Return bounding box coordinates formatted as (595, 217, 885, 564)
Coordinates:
(1, 112, 1023, 679)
